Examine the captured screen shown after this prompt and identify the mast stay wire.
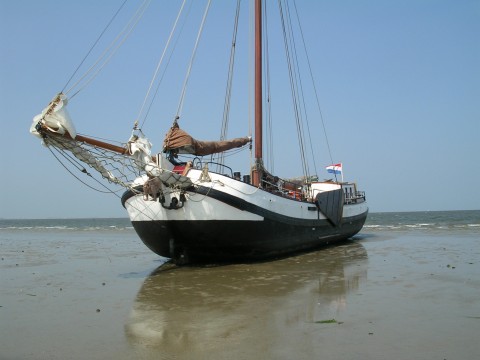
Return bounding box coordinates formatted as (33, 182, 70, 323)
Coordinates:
(218, 0, 242, 168)
(263, 0, 275, 173)
(61, 0, 128, 94)
(64, 0, 151, 99)
(139, 1, 195, 131)
(175, 0, 212, 121)
(46, 141, 167, 223)
(284, 0, 318, 177)
(292, 0, 335, 168)
(137, 0, 188, 130)
(277, 0, 310, 181)
(47, 144, 123, 194)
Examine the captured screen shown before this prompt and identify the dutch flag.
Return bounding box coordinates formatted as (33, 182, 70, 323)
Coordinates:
(326, 163, 342, 175)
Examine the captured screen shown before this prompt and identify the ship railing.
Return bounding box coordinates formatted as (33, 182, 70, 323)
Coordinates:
(192, 158, 234, 178)
(261, 178, 304, 201)
(344, 191, 366, 204)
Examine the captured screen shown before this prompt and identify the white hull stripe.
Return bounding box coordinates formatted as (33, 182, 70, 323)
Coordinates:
(122, 185, 368, 226)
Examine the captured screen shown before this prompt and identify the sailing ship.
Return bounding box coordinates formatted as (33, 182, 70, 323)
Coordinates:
(30, 0, 368, 264)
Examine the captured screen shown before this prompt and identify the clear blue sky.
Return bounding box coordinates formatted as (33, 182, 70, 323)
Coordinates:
(1, 0, 479, 219)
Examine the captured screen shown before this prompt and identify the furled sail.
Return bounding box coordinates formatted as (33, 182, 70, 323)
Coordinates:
(30, 93, 77, 140)
(163, 123, 250, 156)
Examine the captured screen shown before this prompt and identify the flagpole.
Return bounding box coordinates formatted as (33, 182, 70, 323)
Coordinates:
(325, 163, 344, 182)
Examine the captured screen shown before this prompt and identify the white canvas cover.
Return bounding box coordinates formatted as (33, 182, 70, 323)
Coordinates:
(127, 133, 162, 177)
(30, 93, 77, 139)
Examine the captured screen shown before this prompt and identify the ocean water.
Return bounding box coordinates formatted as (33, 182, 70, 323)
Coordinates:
(1, 210, 478, 234)
(365, 209, 480, 233)
(0, 217, 134, 232)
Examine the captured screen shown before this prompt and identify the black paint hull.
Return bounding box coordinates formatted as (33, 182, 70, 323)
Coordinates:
(131, 212, 367, 264)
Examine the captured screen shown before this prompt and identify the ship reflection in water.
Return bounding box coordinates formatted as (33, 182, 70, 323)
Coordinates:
(125, 241, 368, 358)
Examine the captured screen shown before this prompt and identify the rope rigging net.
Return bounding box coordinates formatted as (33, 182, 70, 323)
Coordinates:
(43, 133, 141, 192)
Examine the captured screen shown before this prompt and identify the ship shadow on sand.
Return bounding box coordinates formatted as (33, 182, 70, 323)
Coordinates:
(125, 240, 368, 356)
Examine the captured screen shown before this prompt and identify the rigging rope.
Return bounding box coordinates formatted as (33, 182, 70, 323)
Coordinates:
(62, 0, 128, 94)
(140, 1, 195, 131)
(46, 143, 124, 194)
(65, 0, 151, 98)
(277, 0, 310, 180)
(45, 136, 170, 223)
(284, 0, 315, 177)
(175, 0, 212, 120)
(263, 0, 275, 172)
(248, 1, 254, 174)
(292, 0, 335, 168)
(218, 0, 242, 168)
(137, 0, 187, 129)
(44, 135, 138, 188)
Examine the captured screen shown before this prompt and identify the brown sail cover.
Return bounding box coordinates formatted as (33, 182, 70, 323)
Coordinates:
(163, 123, 250, 156)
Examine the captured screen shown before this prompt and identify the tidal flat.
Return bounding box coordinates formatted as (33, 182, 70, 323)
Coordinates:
(1, 221, 479, 359)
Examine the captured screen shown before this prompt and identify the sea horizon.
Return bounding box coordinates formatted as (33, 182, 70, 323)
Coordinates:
(1, 208, 479, 221)
(1, 210, 479, 235)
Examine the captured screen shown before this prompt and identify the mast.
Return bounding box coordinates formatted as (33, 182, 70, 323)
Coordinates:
(252, 0, 263, 187)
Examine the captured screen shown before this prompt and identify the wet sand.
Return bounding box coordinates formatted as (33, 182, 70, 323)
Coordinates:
(1, 230, 479, 359)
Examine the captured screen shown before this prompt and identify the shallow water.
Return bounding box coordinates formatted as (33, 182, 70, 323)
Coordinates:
(1, 213, 479, 359)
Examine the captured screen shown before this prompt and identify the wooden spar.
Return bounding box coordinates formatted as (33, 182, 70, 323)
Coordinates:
(42, 126, 162, 163)
(75, 134, 128, 155)
(41, 125, 128, 155)
(252, 0, 263, 187)
(43, 126, 161, 162)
